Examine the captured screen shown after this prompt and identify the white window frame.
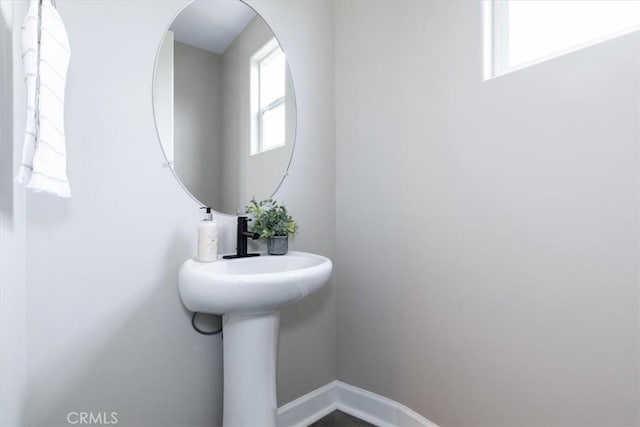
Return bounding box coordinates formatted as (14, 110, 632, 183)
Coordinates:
(250, 38, 286, 155)
(484, 0, 509, 79)
(486, 0, 640, 79)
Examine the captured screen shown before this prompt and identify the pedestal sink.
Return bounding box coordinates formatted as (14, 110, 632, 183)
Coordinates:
(178, 251, 332, 427)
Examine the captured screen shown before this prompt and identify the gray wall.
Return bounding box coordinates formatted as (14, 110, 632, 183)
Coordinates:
(174, 41, 224, 208)
(19, 0, 335, 426)
(335, 1, 639, 426)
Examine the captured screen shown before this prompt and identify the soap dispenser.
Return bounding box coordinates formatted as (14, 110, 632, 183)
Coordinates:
(197, 207, 218, 262)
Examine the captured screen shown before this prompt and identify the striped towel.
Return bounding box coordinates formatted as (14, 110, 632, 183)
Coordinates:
(16, 0, 71, 198)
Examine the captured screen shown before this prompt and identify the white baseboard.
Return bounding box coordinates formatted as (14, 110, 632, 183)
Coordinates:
(277, 382, 338, 427)
(277, 380, 439, 427)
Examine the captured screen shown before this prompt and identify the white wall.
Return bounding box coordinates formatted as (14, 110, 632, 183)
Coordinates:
(335, 1, 639, 426)
(24, 2, 222, 425)
(19, 1, 335, 426)
(0, 2, 27, 426)
(174, 41, 223, 208)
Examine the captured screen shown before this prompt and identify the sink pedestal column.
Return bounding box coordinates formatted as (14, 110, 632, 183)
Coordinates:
(222, 311, 280, 427)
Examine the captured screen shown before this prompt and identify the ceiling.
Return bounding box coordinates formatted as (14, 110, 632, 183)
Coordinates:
(169, 0, 256, 55)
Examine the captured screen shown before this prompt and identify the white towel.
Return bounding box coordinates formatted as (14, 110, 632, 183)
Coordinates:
(16, 0, 71, 198)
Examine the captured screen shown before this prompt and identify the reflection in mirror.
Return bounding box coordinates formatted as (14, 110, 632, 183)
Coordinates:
(153, 0, 296, 214)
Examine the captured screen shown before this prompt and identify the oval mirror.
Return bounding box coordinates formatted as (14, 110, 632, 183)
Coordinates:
(153, 0, 296, 214)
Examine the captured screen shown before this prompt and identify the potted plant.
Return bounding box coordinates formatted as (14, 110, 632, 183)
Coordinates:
(245, 198, 298, 255)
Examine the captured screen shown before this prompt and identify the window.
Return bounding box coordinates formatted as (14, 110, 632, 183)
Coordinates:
(251, 39, 286, 155)
(488, 1, 640, 78)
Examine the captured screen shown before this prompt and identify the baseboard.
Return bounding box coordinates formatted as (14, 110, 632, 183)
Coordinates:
(277, 380, 439, 427)
(277, 382, 338, 427)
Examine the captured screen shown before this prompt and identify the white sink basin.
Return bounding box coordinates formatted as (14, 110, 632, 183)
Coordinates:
(177, 250, 333, 427)
(178, 251, 332, 314)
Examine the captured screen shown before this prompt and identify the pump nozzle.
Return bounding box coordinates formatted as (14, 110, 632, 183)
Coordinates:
(200, 206, 213, 220)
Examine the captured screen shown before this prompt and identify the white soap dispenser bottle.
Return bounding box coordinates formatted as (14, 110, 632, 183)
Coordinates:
(197, 207, 218, 262)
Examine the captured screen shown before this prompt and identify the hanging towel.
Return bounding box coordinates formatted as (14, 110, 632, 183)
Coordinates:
(16, 0, 71, 198)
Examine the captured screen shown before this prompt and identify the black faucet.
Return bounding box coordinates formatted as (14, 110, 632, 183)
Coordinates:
(223, 216, 261, 259)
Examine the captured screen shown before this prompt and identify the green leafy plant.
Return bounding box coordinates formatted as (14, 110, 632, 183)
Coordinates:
(245, 198, 299, 238)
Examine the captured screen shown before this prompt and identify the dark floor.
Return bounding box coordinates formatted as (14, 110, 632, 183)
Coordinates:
(309, 410, 375, 427)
